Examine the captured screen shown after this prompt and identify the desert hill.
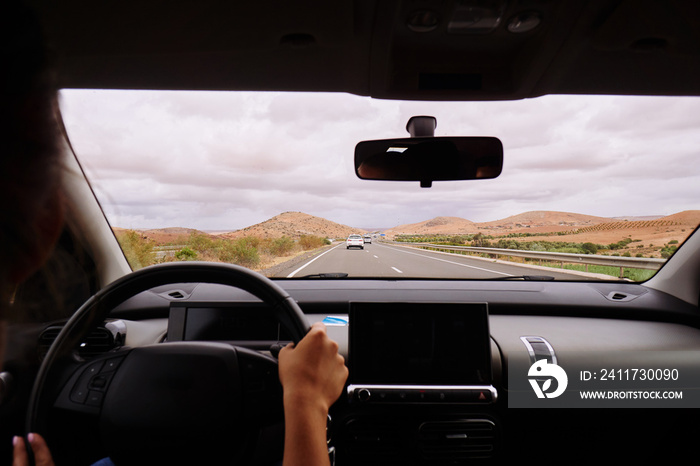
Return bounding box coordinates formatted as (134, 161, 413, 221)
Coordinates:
(223, 211, 365, 240)
(386, 216, 475, 236)
(112, 226, 211, 244)
(661, 210, 700, 225)
(382, 210, 698, 258)
(386, 211, 611, 237)
(114, 210, 699, 256)
(611, 215, 663, 222)
(479, 210, 610, 228)
(113, 213, 365, 244)
(508, 210, 699, 258)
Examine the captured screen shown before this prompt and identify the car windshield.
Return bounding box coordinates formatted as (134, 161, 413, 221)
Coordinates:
(59, 90, 700, 281)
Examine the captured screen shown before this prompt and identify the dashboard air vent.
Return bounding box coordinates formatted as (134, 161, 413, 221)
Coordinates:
(604, 291, 639, 302)
(158, 289, 191, 300)
(419, 420, 497, 460)
(38, 325, 121, 361)
(343, 418, 498, 462)
(520, 336, 557, 365)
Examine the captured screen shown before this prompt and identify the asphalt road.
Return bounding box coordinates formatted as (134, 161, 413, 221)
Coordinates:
(272, 242, 596, 280)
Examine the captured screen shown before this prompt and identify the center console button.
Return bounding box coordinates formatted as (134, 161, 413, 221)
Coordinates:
(357, 388, 371, 402)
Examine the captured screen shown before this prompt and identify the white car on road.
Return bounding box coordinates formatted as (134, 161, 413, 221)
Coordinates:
(346, 234, 364, 249)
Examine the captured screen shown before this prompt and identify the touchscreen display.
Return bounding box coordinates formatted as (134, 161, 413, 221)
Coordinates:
(349, 302, 491, 385)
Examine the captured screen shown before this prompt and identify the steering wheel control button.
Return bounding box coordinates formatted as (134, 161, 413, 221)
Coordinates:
(86, 390, 105, 407)
(70, 385, 89, 404)
(101, 356, 125, 373)
(85, 360, 105, 377)
(89, 373, 112, 390)
(69, 361, 105, 404)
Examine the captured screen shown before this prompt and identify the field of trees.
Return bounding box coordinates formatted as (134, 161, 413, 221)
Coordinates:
(573, 219, 680, 234)
(115, 230, 331, 271)
(393, 232, 683, 280)
(395, 233, 681, 259)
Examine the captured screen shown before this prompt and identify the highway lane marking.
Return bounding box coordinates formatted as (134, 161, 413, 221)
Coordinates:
(391, 267, 403, 273)
(376, 243, 512, 277)
(286, 243, 344, 278)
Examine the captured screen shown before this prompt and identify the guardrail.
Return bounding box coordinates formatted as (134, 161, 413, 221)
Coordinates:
(383, 241, 666, 278)
(153, 245, 186, 259)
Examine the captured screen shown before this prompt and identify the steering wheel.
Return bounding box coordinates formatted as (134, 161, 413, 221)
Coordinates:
(25, 262, 310, 465)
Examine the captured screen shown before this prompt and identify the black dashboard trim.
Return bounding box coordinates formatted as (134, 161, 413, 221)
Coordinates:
(110, 280, 700, 327)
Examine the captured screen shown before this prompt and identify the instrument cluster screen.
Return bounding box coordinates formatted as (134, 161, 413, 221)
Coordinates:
(167, 304, 290, 342)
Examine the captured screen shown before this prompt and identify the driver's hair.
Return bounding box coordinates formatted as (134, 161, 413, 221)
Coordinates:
(0, 2, 63, 294)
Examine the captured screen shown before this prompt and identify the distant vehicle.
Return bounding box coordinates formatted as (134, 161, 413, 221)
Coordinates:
(363, 235, 372, 244)
(346, 234, 364, 249)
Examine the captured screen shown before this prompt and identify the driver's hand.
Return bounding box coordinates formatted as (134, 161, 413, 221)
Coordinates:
(278, 322, 348, 412)
(12, 433, 55, 466)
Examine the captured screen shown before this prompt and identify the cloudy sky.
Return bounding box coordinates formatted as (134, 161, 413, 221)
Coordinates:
(59, 90, 700, 231)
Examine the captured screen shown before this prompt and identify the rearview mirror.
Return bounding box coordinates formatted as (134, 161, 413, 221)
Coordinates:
(355, 136, 503, 188)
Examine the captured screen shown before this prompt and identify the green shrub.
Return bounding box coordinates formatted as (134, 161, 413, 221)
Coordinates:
(175, 246, 197, 261)
(581, 242, 598, 254)
(553, 247, 581, 254)
(299, 235, 326, 250)
(269, 236, 295, 256)
(218, 239, 260, 268)
(116, 230, 155, 270)
(660, 245, 678, 259)
(186, 232, 214, 252)
(240, 236, 262, 249)
(471, 233, 491, 247)
(608, 238, 633, 250)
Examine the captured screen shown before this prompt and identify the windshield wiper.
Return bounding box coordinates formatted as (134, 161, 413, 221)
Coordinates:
(493, 275, 555, 281)
(299, 273, 349, 279)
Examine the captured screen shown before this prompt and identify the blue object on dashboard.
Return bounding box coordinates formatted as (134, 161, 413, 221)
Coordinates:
(322, 316, 348, 326)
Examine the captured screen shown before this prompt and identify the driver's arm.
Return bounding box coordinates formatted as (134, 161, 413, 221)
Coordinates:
(278, 322, 348, 466)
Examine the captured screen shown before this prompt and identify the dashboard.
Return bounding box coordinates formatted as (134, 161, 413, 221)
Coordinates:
(48, 279, 700, 464)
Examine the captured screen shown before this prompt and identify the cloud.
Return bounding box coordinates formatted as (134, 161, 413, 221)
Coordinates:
(60, 90, 700, 230)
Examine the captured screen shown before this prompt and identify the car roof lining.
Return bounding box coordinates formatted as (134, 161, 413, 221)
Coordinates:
(29, 0, 700, 100)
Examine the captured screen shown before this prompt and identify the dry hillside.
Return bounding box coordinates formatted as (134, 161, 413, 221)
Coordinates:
(113, 227, 211, 244)
(386, 211, 611, 237)
(518, 210, 700, 256)
(386, 216, 475, 236)
(223, 211, 365, 240)
(477, 211, 610, 234)
(115, 210, 699, 259)
(140, 227, 208, 244)
(385, 210, 700, 259)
